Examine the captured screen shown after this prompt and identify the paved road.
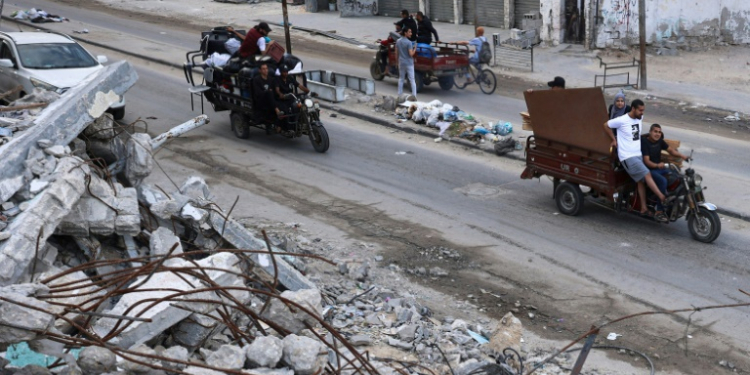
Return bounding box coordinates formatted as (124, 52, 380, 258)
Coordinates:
(4, 2, 750, 371)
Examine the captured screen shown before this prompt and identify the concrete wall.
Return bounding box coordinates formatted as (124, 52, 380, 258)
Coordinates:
(540, 0, 564, 45)
(340, 0, 378, 16)
(594, 0, 750, 48)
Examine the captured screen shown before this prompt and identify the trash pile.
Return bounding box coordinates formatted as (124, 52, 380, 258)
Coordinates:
(377, 96, 521, 156)
(10, 8, 69, 23)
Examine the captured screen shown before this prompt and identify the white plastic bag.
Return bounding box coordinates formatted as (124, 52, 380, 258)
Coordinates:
(205, 52, 231, 68)
(428, 99, 443, 108)
(427, 112, 440, 127)
(225, 39, 241, 55)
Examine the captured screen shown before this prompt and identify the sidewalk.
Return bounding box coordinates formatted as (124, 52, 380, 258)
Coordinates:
(277, 12, 750, 116)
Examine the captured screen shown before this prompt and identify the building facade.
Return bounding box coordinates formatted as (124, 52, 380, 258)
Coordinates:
(376, 0, 750, 48)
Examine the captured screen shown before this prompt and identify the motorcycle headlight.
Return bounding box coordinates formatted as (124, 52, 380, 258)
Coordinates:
(304, 99, 314, 108)
(694, 174, 702, 186)
(30, 77, 61, 93)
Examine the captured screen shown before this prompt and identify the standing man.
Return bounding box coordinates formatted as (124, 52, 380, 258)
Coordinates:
(603, 99, 668, 221)
(394, 10, 418, 42)
(415, 12, 439, 44)
(641, 124, 689, 222)
(227, 22, 272, 59)
(396, 28, 418, 99)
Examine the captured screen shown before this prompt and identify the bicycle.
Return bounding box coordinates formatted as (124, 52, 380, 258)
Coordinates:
(454, 62, 497, 95)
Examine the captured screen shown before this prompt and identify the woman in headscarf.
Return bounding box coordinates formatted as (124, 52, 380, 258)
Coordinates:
(608, 92, 630, 119)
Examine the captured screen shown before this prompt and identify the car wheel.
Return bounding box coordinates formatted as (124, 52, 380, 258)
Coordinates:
(110, 107, 125, 120)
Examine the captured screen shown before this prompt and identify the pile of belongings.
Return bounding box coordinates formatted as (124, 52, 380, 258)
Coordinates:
(395, 99, 513, 144)
(11, 8, 68, 23)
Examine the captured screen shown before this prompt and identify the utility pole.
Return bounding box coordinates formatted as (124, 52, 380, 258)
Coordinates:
(638, 0, 647, 90)
(282, 0, 293, 54)
(474, 0, 479, 35)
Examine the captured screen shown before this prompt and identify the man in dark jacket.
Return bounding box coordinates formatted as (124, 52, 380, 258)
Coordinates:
(394, 10, 418, 42)
(415, 12, 439, 44)
(252, 63, 277, 123)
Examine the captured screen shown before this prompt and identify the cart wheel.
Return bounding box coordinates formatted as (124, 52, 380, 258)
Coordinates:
(478, 69, 497, 95)
(370, 60, 385, 81)
(231, 111, 250, 139)
(309, 122, 330, 153)
(411, 71, 425, 93)
(688, 207, 721, 243)
(438, 76, 454, 91)
(555, 182, 584, 216)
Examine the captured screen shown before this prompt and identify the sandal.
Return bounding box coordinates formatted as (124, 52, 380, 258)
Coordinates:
(654, 211, 669, 223)
(639, 210, 654, 218)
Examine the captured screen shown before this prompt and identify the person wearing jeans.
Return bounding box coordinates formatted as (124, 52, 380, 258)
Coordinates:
(641, 123, 690, 221)
(396, 28, 417, 98)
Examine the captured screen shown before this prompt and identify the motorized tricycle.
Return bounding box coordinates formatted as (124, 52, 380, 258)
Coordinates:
(520, 87, 721, 243)
(183, 27, 329, 153)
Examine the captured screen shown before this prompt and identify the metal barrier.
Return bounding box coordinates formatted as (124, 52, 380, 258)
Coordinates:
(594, 56, 640, 89)
(304, 70, 375, 103)
(494, 44, 534, 72)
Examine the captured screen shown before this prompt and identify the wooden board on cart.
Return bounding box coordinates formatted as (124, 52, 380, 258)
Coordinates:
(523, 87, 610, 155)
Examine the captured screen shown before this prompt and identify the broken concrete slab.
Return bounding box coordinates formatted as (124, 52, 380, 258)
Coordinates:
(0, 158, 89, 286)
(83, 113, 115, 140)
(149, 227, 184, 258)
(160, 345, 188, 372)
(245, 335, 283, 368)
(179, 176, 211, 201)
(170, 310, 224, 353)
(0, 287, 56, 345)
(93, 252, 247, 349)
(209, 212, 316, 291)
(0, 61, 138, 202)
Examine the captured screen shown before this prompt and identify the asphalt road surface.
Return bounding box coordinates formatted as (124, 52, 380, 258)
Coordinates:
(4, 1, 750, 372)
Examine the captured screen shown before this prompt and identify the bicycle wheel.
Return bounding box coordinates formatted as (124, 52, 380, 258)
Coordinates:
(454, 68, 472, 90)
(478, 69, 497, 95)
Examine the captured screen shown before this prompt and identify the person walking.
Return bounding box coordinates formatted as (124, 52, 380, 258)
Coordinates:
(397, 28, 418, 99)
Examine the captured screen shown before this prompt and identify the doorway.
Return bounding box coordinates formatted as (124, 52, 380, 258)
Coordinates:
(564, 0, 586, 44)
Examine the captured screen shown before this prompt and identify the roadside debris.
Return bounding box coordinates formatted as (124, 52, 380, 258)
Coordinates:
(11, 8, 69, 23)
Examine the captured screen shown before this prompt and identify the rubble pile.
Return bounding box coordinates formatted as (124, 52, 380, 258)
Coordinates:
(0, 88, 62, 145)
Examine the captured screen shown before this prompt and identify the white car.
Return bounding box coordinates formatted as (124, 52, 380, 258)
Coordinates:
(0, 31, 126, 119)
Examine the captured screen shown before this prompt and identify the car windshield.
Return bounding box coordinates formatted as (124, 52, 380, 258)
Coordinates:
(16, 43, 98, 69)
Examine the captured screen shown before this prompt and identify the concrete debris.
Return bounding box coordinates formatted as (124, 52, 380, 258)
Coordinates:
(206, 344, 246, 370)
(124, 133, 154, 186)
(77, 346, 117, 375)
(160, 345, 189, 371)
(282, 334, 326, 375)
(261, 288, 323, 334)
(487, 312, 523, 354)
(245, 335, 283, 368)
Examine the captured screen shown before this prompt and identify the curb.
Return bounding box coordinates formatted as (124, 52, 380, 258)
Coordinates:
(1, 16, 184, 70)
(318, 102, 525, 162)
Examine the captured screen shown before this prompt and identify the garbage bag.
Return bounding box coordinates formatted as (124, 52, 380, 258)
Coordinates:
(494, 137, 517, 156)
(428, 99, 443, 108)
(443, 111, 458, 121)
(473, 125, 489, 135)
(225, 38, 241, 55)
(205, 52, 231, 68)
(493, 122, 513, 136)
(427, 112, 440, 127)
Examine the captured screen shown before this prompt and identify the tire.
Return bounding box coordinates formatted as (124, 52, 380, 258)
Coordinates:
(231, 111, 250, 139)
(110, 107, 125, 120)
(309, 122, 330, 153)
(411, 71, 425, 93)
(370, 60, 385, 81)
(555, 182, 584, 216)
(688, 207, 721, 243)
(478, 69, 497, 95)
(438, 76, 454, 91)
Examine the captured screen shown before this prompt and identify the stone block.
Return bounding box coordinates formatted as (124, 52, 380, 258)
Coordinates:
(125, 133, 154, 186)
(150, 227, 184, 257)
(245, 335, 283, 368)
(171, 311, 223, 353)
(78, 346, 116, 375)
(261, 289, 322, 334)
(56, 203, 89, 237)
(206, 345, 245, 370)
(119, 344, 158, 373)
(160, 345, 188, 371)
(83, 113, 115, 140)
(84, 197, 116, 236)
(179, 176, 211, 200)
(114, 214, 140, 236)
(281, 335, 325, 375)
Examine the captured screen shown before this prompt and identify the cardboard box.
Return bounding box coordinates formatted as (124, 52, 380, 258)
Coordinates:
(265, 41, 285, 63)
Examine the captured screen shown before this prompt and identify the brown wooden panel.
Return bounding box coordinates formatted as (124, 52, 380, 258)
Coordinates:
(523, 87, 611, 155)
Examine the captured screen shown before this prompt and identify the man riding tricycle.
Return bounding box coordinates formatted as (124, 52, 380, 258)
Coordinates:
(183, 25, 330, 153)
(520, 88, 721, 243)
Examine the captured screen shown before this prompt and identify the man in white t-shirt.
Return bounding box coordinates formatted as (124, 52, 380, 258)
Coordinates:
(603, 99, 667, 221)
